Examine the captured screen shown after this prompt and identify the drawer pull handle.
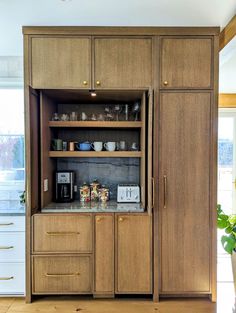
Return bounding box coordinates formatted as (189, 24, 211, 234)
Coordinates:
(46, 232, 80, 236)
(0, 246, 14, 250)
(0, 276, 14, 280)
(96, 217, 103, 222)
(45, 272, 80, 277)
(119, 217, 125, 222)
(0, 223, 14, 226)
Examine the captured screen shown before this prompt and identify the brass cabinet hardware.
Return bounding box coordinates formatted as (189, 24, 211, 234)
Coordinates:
(96, 80, 101, 86)
(0, 276, 14, 280)
(152, 177, 155, 208)
(119, 217, 124, 222)
(46, 231, 80, 236)
(96, 217, 103, 222)
(0, 223, 14, 226)
(164, 175, 167, 209)
(0, 246, 14, 250)
(45, 272, 80, 277)
(83, 80, 88, 86)
(163, 81, 168, 86)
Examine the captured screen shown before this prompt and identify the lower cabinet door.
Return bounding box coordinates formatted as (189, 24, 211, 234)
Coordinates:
(116, 214, 152, 294)
(33, 256, 92, 294)
(0, 263, 25, 294)
(94, 214, 114, 295)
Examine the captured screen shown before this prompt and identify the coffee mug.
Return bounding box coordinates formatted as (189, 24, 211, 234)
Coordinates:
(52, 139, 63, 151)
(77, 142, 91, 151)
(91, 141, 103, 151)
(104, 142, 116, 151)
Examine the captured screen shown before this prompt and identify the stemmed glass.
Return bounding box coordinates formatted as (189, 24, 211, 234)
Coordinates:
(132, 101, 141, 121)
(113, 104, 122, 121)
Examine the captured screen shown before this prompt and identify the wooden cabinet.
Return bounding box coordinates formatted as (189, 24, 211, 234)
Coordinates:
(160, 38, 212, 89)
(32, 255, 92, 294)
(94, 214, 114, 296)
(158, 92, 211, 293)
(31, 37, 91, 89)
(33, 214, 93, 253)
(116, 214, 152, 293)
(30, 37, 152, 89)
(94, 38, 152, 89)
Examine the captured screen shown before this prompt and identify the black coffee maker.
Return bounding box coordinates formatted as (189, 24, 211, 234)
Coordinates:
(55, 171, 75, 202)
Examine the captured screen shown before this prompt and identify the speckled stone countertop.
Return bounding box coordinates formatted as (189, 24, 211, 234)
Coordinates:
(0, 201, 25, 216)
(42, 200, 144, 213)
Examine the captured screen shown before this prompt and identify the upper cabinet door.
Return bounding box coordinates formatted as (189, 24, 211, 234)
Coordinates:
(161, 38, 212, 89)
(94, 38, 152, 89)
(31, 37, 91, 89)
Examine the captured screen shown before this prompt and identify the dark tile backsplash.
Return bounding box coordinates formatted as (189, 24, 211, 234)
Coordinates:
(57, 157, 140, 200)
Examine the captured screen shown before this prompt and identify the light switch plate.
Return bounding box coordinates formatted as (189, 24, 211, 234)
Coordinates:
(43, 179, 48, 192)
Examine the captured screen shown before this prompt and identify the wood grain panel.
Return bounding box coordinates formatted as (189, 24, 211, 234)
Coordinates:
(94, 38, 152, 89)
(94, 214, 114, 295)
(219, 14, 236, 50)
(33, 214, 92, 253)
(116, 214, 152, 293)
(159, 92, 211, 293)
(40, 92, 56, 207)
(32, 255, 92, 294)
(161, 38, 212, 89)
(31, 37, 91, 88)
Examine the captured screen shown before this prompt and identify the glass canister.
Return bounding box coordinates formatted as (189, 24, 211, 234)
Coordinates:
(90, 179, 100, 201)
(98, 186, 109, 203)
(79, 182, 90, 202)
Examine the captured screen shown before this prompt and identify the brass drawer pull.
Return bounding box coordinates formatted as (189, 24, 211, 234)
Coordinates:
(0, 276, 14, 280)
(96, 217, 103, 222)
(0, 223, 14, 226)
(119, 217, 125, 222)
(45, 272, 80, 277)
(96, 80, 101, 86)
(46, 231, 80, 236)
(164, 175, 167, 209)
(83, 80, 88, 86)
(163, 80, 168, 86)
(0, 246, 14, 250)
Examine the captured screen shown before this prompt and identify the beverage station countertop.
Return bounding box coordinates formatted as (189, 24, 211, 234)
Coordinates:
(41, 200, 144, 213)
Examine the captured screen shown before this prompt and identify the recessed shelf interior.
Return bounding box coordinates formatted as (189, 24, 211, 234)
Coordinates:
(39, 89, 148, 208)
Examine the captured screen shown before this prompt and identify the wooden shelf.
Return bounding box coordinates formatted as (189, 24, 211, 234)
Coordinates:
(49, 121, 142, 128)
(49, 151, 142, 158)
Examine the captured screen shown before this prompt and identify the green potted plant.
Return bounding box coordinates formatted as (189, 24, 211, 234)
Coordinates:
(217, 204, 236, 284)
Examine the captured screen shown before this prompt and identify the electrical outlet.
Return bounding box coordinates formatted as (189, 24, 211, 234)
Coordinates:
(44, 179, 48, 192)
(74, 185, 78, 192)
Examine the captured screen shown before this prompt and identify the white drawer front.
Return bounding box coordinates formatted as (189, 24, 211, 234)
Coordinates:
(0, 263, 25, 294)
(0, 216, 25, 232)
(0, 232, 25, 262)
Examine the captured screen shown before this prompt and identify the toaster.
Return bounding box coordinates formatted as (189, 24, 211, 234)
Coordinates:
(117, 184, 140, 203)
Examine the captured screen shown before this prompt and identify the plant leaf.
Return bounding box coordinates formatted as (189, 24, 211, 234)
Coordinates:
(221, 235, 236, 255)
(217, 219, 229, 229)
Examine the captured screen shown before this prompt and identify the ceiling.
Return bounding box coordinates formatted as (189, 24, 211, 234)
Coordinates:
(220, 37, 236, 93)
(0, 0, 236, 56)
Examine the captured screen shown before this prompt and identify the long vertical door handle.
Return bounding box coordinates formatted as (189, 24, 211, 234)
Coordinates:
(152, 177, 155, 208)
(163, 175, 167, 209)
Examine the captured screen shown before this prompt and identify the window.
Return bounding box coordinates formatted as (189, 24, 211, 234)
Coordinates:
(0, 88, 25, 212)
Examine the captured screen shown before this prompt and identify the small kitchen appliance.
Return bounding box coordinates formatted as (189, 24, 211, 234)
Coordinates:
(55, 171, 75, 202)
(117, 184, 140, 203)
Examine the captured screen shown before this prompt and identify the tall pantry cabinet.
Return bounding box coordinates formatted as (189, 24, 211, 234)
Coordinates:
(23, 27, 219, 302)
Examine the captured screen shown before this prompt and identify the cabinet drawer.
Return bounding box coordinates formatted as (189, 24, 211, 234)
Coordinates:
(0, 263, 25, 294)
(0, 232, 25, 262)
(33, 215, 92, 253)
(33, 255, 92, 294)
(0, 216, 25, 232)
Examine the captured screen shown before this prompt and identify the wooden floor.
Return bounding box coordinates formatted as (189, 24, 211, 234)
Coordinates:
(0, 296, 218, 313)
